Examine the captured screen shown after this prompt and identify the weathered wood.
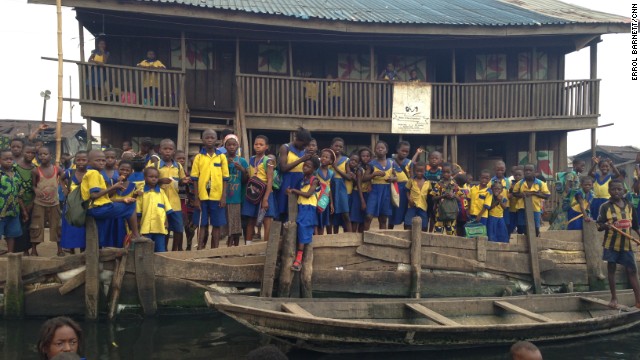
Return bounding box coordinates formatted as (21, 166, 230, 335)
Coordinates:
(59, 270, 86, 296)
(422, 233, 477, 250)
(209, 255, 267, 266)
(539, 250, 586, 264)
(476, 236, 487, 262)
(375, 230, 411, 240)
(541, 230, 582, 242)
(288, 192, 298, 220)
(410, 217, 422, 298)
(261, 221, 283, 297)
(108, 246, 130, 320)
(580, 296, 632, 312)
(85, 216, 100, 320)
(486, 251, 555, 275)
(134, 238, 157, 316)
(538, 237, 585, 251)
(277, 222, 297, 297)
(524, 197, 542, 293)
(282, 303, 314, 317)
(313, 232, 362, 247)
(493, 300, 554, 322)
(423, 252, 485, 272)
(4, 253, 24, 319)
(406, 303, 460, 326)
(154, 254, 263, 283)
(158, 242, 267, 260)
(582, 220, 606, 291)
(300, 243, 314, 298)
(365, 232, 411, 249)
(357, 244, 409, 263)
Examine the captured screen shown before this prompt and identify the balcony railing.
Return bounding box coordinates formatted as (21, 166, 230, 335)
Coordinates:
(237, 74, 599, 121)
(78, 62, 183, 109)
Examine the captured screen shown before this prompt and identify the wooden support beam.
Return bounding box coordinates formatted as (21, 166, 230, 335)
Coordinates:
(260, 221, 283, 297)
(85, 216, 100, 320)
(288, 191, 298, 221)
(85, 117, 92, 150)
(524, 197, 542, 294)
(580, 296, 632, 312)
(78, 21, 85, 62)
(177, 31, 187, 151)
(582, 220, 606, 291)
(281, 303, 315, 317)
(277, 221, 297, 297)
(59, 270, 86, 296)
(590, 41, 598, 80)
(493, 300, 554, 322)
(451, 49, 456, 83)
(405, 303, 459, 326)
(410, 216, 422, 298)
(300, 243, 314, 298)
(443, 136, 448, 162)
(528, 132, 536, 165)
(134, 237, 157, 316)
(558, 132, 568, 171)
(4, 253, 24, 319)
(108, 245, 130, 320)
(288, 41, 293, 77)
(591, 128, 597, 160)
(451, 135, 458, 165)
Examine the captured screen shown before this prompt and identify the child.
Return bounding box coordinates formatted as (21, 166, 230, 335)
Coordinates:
(224, 134, 249, 247)
(288, 157, 320, 271)
(10, 137, 24, 163)
(110, 160, 138, 248)
(404, 162, 430, 231)
(137, 50, 166, 105)
(276, 127, 312, 221)
(60, 151, 89, 253)
(139, 137, 160, 166)
(596, 179, 640, 308)
(479, 182, 509, 242)
(364, 141, 397, 231)
(351, 148, 372, 233)
(513, 164, 551, 237)
(156, 139, 188, 251)
(306, 138, 318, 159)
(137, 167, 173, 252)
(431, 163, 463, 235)
(390, 141, 411, 230)
(329, 138, 352, 233)
(424, 150, 443, 231)
(316, 148, 335, 235)
(588, 157, 620, 218)
(242, 135, 277, 245)
(470, 170, 492, 225)
(175, 150, 195, 250)
(454, 172, 470, 236)
(0, 149, 21, 253)
(491, 160, 511, 229)
(13, 142, 36, 254)
(191, 129, 229, 249)
(101, 148, 119, 186)
(130, 156, 147, 190)
(567, 176, 595, 230)
(30, 147, 63, 256)
(508, 166, 524, 234)
(82, 150, 140, 247)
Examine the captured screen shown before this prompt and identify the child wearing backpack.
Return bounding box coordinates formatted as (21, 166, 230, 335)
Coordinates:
(288, 157, 320, 271)
(431, 163, 463, 235)
(242, 135, 277, 245)
(60, 151, 88, 253)
(316, 149, 335, 235)
(477, 182, 509, 242)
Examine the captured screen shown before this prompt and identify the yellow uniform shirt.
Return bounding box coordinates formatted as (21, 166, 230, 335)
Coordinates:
(570, 190, 594, 213)
(469, 184, 490, 218)
(191, 148, 230, 201)
(298, 178, 318, 207)
(370, 158, 394, 185)
(597, 200, 639, 252)
(137, 59, 166, 87)
(112, 182, 137, 201)
(392, 159, 412, 184)
(155, 160, 186, 211)
(136, 185, 173, 235)
(286, 145, 305, 173)
(81, 169, 111, 208)
(512, 179, 551, 212)
(406, 177, 431, 211)
(593, 173, 613, 199)
(484, 191, 508, 218)
(249, 155, 269, 183)
(331, 156, 354, 195)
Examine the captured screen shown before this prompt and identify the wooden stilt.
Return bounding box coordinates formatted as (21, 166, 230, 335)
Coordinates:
(85, 216, 100, 320)
(108, 244, 130, 319)
(582, 220, 606, 290)
(133, 237, 157, 316)
(300, 243, 314, 298)
(524, 197, 542, 294)
(59, 270, 86, 296)
(4, 253, 24, 319)
(260, 221, 283, 297)
(277, 221, 297, 297)
(410, 216, 422, 298)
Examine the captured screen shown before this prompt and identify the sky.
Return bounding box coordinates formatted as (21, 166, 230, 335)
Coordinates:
(0, 0, 637, 155)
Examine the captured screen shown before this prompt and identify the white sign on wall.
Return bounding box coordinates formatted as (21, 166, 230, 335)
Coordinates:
(391, 83, 431, 134)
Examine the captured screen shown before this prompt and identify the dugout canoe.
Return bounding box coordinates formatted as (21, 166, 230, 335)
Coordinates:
(205, 290, 640, 353)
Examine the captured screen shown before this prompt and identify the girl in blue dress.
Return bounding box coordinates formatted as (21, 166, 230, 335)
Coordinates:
(316, 149, 335, 235)
(60, 151, 88, 252)
(364, 141, 397, 231)
(276, 127, 312, 221)
(330, 138, 353, 233)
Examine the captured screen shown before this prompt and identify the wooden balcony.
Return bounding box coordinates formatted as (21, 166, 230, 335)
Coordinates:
(237, 74, 600, 134)
(77, 62, 184, 124)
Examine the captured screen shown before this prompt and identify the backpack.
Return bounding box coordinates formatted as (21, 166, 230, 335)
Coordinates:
(312, 176, 331, 213)
(555, 171, 568, 193)
(437, 197, 459, 222)
(64, 187, 90, 227)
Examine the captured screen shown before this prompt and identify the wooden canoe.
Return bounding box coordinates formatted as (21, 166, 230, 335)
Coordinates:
(205, 290, 640, 353)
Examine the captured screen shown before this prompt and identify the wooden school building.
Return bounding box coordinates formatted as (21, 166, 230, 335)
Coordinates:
(32, 0, 628, 177)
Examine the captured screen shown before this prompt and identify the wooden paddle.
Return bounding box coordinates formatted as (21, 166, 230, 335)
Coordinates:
(608, 223, 640, 246)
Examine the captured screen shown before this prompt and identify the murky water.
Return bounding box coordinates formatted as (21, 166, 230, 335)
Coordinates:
(2, 312, 639, 359)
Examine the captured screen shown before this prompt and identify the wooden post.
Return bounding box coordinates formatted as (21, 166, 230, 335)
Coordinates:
(277, 221, 297, 297)
(300, 243, 314, 298)
(55, 0, 64, 165)
(133, 237, 157, 316)
(78, 21, 85, 62)
(451, 49, 456, 83)
(451, 135, 458, 165)
(591, 128, 597, 160)
(524, 197, 542, 294)
(177, 31, 187, 151)
(558, 132, 568, 171)
(582, 220, 606, 290)
(86, 117, 92, 150)
(410, 217, 422, 298)
(260, 221, 283, 297)
(443, 136, 449, 162)
(85, 216, 100, 320)
(236, 79, 250, 162)
(288, 41, 294, 76)
(590, 41, 598, 80)
(108, 245, 130, 320)
(528, 132, 536, 165)
(4, 253, 24, 319)
(287, 190, 298, 221)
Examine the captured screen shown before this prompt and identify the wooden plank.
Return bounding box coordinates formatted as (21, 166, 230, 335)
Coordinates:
(312, 232, 362, 247)
(261, 221, 283, 297)
(422, 246, 477, 259)
(134, 237, 157, 316)
(4, 253, 24, 319)
(539, 250, 586, 264)
(375, 230, 411, 240)
(477, 236, 487, 262)
(422, 252, 485, 272)
(538, 237, 584, 251)
(356, 244, 409, 264)
(85, 216, 100, 320)
(485, 240, 527, 252)
(108, 245, 129, 320)
(494, 300, 554, 323)
(208, 255, 266, 266)
(158, 242, 267, 260)
(278, 221, 297, 297)
(59, 270, 86, 296)
(582, 220, 606, 291)
(421, 233, 477, 250)
(524, 197, 542, 293)
(410, 217, 422, 298)
(486, 251, 555, 275)
(580, 296, 632, 312)
(282, 302, 315, 317)
(300, 243, 314, 298)
(364, 232, 411, 249)
(405, 303, 460, 326)
(541, 230, 582, 242)
(154, 254, 263, 283)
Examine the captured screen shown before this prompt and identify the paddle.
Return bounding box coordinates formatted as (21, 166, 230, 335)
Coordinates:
(607, 223, 640, 246)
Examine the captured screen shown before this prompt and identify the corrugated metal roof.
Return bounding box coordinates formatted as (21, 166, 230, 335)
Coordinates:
(136, 0, 628, 26)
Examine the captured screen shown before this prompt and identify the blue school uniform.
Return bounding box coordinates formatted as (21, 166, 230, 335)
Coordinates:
(391, 158, 411, 225)
(276, 144, 306, 219)
(366, 159, 394, 217)
(330, 156, 350, 215)
(350, 166, 370, 224)
(485, 193, 509, 243)
(241, 155, 279, 218)
(61, 170, 86, 249)
(591, 173, 612, 218)
(567, 189, 594, 230)
(315, 168, 334, 228)
(297, 177, 317, 245)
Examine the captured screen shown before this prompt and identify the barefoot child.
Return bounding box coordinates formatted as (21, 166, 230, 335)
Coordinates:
(175, 151, 194, 250)
(191, 129, 229, 249)
(364, 141, 397, 231)
(329, 138, 352, 233)
(224, 135, 249, 247)
(404, 161, 430, 231)
(0, 149, 21, 253)
(390, 141, 411, 230)
(30, 147, 63, 256)
(136, 167, 173, 252)
(60, 151, 89, 252)
(596, 179, 640, 308)
(13, 142, 36, 254)
(242, 135, 277, 245)
(567, 176, 595, 230)
(156, 139, 188, 251)
(513, 164, 551, 237)
(288, 157, 320, 271)
(316, 149, 335, 235)
(478, 182, 509, 242)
